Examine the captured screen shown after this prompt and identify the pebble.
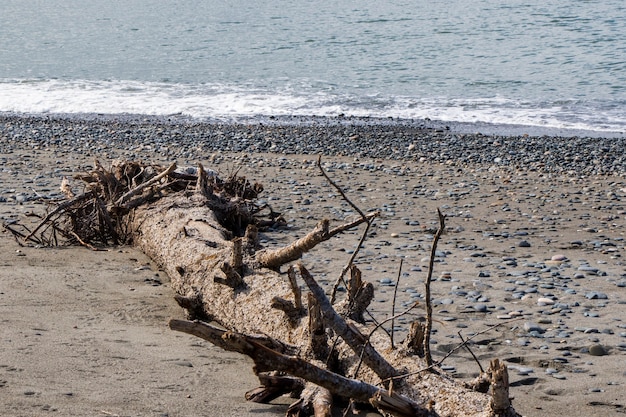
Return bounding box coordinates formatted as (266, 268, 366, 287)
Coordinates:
(523, 322, 545, 333)
(510, 366, 534, 376)
(473, 304, 488, 312)
(585, 291, 608, 300)
(588, 344, 608, 356)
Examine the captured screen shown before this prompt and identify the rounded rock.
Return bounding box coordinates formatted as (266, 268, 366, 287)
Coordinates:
(537, 297, 555, 306)
(588, 344, 608, 356)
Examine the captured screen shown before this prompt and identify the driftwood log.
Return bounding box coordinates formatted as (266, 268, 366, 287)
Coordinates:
(9, 160, 520, 417)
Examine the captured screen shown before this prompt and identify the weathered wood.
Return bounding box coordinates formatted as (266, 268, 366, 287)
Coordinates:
(423, 208, 446, 366)
(132, 168, 519, 417)
(404, 320, 426, 357)
(256, 219, 330, 270)
(256, 212, 378, 270)
(26, 161, 520, 417)
(169, 319, 426, 417)
(338, 265, 374, 323)
(245, 374, 304, 404)
(297, 263, 397, 382)
(489, 359, 511, 412)
(115, 162, 176, 206)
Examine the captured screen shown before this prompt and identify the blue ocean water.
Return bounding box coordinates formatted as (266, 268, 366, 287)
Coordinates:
(1, 0, 625, 135)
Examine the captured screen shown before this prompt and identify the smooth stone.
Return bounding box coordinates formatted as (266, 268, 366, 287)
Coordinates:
(588, 344, 608, 356)
(473, 304, 488, 312)
(551, 254, 568, 261)
(537, 297, 554, 306)
(578, 265, 599, 274)
(583, 328, 599, 334)
(585, 291, 608, 300)
(523, 322, 545, 333)
(518, 240, 531, 247)
(511, 366, 533, 375)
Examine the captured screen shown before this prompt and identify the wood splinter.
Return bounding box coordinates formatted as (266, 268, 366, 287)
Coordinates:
(271, 296, 301, 325)
(287, 265, 303, 311)
(244, 224, 259, 254)
(231, 237, 244, 276)
(195, 162, 214, 198)
(403, 320, 426, 357)
(489, 358, 511, 413)
(173, 288, 207, 321)
(271, 266, 305, 324)
(340, 265, 374, 323)
(214, 261, 245, 288)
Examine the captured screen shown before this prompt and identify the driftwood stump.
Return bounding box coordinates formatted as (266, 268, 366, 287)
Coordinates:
(9, 160, 519, 417)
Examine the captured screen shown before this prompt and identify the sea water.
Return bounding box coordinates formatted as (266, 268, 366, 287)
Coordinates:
(1, 0, 625, 135)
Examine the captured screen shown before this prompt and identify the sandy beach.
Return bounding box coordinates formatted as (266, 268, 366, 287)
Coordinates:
(1, 114, 625, 416)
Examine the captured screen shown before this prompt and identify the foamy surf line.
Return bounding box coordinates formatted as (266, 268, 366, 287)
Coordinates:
(0, 79, 624, 138)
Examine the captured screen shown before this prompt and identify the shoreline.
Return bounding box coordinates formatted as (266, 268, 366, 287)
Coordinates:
(2, 105, 626, 139)
(1, 112, 625, 417)
(1, 112, 625, 177)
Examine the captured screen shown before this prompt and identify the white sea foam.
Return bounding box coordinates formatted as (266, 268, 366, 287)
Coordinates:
(1, 79, 624, 134)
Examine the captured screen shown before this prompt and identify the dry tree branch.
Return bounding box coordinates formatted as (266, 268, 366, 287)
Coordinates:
(3, 223, 30, 246)
(314, 155, 379, 305)
(352, 300, 420, 380)
(256, 219, 330, 270)
(169, 319, 427, 417)
(297, 263, 398, 382)
(330, 219, 373, 305)
(316, 155, 366, 219)
(256, 213, 377, 270)
(386, 316, 523, 384)
(24, 192, 94, 242)
(423, 208, 446, 366)
(459, 331, 484, 374)
(114, 162, 176, 206)
(391, 258, 404, 349)
(69, 230, 107, 251)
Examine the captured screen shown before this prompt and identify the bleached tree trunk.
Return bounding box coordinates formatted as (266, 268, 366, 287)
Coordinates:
(130, 189, 518, 417)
